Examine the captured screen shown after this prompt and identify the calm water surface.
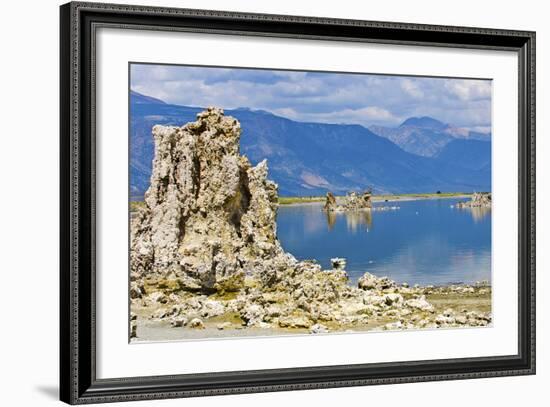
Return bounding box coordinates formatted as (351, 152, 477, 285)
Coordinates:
(276, 198, 491, 286)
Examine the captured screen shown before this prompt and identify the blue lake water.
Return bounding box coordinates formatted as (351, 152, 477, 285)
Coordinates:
(276, 198, 491, 286)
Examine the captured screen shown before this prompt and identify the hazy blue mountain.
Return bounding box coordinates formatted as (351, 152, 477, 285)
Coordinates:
(435, 139, 491, 171)
(130, 91, 491, 198)
(369, 123, 453, 157)
(400, 116, 449, 131)
(370, 116, 491, 158)
(130, 90, 166, 105)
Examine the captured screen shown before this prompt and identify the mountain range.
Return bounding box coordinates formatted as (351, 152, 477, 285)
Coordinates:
(130, 91, 491, 198)
(369, 116, 491, 157)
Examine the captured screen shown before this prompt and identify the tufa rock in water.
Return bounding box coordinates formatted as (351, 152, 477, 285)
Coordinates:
(323, 192, 337, 212)
(330, 257, 347, 270)
(457, 192, 491, 208)
(131, 107, 283, 293)
(323, 190, 373, 212)
(343, 190, 373, 210)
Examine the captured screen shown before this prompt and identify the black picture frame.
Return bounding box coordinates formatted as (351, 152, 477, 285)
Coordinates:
(60, 1, 536, 404)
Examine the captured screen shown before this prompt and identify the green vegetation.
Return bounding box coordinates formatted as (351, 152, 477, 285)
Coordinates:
(132, 192, 470, 210)
(277, 196, 325, 205)
(133, 196, 325, 208)
(371, 192, 470, 201)
(277, 192, 470, 205)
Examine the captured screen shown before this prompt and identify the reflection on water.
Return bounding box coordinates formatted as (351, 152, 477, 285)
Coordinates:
(460, 206, 491, 223)
(326, 211, 336, 230)
(277, 199, 492, 286)
(326, 210, 372, 232)
(345, 210, 372, 233)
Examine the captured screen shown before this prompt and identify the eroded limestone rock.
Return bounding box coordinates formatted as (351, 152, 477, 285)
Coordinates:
(457, 192, 491, 208)
(324, 192, 337, 212)
(343, 191, 373, 210)
(130, 313, 137, 338)
(131, 107, 283, 293)
(189, 318, 205, 329)
(323, 190, 373, 212)
(358, 272, 396, 291)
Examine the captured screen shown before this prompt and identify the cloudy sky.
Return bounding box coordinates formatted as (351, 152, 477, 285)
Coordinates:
(130, 63, 492, 132)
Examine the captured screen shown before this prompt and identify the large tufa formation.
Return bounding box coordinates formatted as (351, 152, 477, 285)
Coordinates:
(131, 107, 284, 293)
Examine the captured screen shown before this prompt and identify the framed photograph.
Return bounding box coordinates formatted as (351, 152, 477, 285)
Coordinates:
(60, 1, 535, 404)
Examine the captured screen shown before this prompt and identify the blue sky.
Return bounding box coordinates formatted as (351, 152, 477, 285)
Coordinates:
(131, 64, 492, 132)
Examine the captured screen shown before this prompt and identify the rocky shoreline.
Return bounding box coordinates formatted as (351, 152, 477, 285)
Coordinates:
(131, 273, 491, 341)
(129, 107, 491, 342)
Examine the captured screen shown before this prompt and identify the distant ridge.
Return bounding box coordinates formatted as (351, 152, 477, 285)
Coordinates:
(435, 139, 491, 171)
(130, 91, 491, 198)
(130, 90, 166, 105)
(400, 116, 449, 130)
(371, 116, 491, 158)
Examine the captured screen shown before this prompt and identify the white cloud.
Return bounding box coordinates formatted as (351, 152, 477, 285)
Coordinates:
(444, 80, 492, 101)
(273, 106, 401, 126)
(468, 126, 492, 134)
(400, 79, 424, 99)
(130, 64, 492, 130)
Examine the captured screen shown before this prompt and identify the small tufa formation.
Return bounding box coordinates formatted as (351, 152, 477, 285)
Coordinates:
(457, 192, 491, 208)
(358, 272, 395, 291)
(131, 107, 283, 293)
(324, 190, 372, 212)
(330, 257, 347, 270)
(343, 190, 372, 210)
(323, 192, 337, 212)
